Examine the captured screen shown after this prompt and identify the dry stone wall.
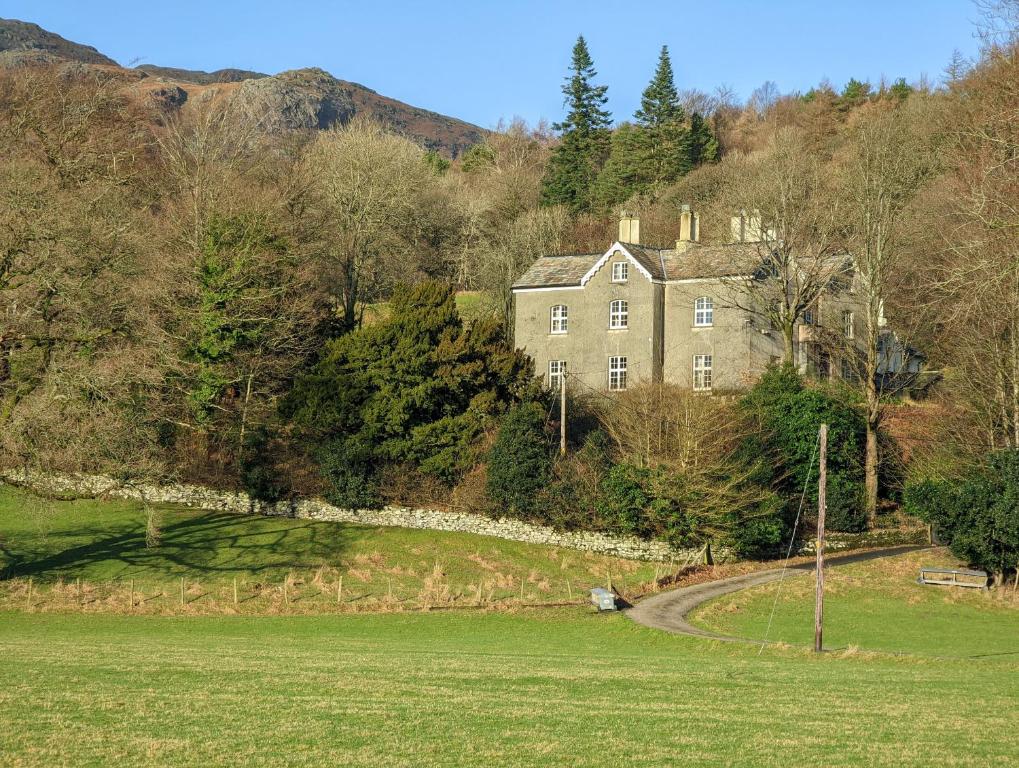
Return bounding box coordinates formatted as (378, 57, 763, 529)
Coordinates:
(1, 469, 925, 562)
(0, 469, 697, 562)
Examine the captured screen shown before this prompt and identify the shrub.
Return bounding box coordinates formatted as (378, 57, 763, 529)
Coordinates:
(239, 426, 292, 503)
(283, 281, 536, 500)
(904, 450, 1019, 580)
(486, 402, 553, 518)
(741, 365, 868, 533)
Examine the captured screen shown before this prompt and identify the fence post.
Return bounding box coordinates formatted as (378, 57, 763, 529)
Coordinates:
(233, 576, 238, 607)
(130, 579, 134, 611)
(337, 575, 343, 604)
(25, 576, 32, 611)
(180, 576, 185, 607)
(566, 579, 572, 601)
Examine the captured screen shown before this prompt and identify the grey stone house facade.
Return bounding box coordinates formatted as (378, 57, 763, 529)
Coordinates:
(512, 210, 919, 394)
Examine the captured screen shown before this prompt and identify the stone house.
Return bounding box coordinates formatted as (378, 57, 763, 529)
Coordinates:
(511, 209, 920, 394)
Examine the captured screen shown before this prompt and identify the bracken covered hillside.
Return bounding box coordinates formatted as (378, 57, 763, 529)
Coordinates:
(0, 18, 484, 156)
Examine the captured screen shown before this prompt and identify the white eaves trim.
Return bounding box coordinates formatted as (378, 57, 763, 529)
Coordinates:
(511, 284, 585, 293)
(580, 242, 655, 286)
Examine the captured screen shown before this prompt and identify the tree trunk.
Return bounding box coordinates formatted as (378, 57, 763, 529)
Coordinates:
(865, 418, 879, 528)
(782, 323, 796, 366)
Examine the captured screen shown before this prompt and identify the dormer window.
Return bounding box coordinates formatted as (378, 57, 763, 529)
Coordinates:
(609, 300, 628, 329)
(611, 262, 629, 282)
(694, 296, 714, 327)
(550, 304, 568, 334)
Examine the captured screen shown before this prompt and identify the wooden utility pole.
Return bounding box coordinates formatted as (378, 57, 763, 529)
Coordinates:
(815, 423, 828, 653)
(559, 370, 567, 456)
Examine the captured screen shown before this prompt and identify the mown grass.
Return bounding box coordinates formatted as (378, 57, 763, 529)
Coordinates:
(0, 485, 658, 613)
(1, 608, 1017, 767)
(4, 490, 1018, 766)
(690, 548, 1019, 658)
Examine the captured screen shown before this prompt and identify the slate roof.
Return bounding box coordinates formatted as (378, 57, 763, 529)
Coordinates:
(512, 241, 768, 288)
(512, 253, 600, 289)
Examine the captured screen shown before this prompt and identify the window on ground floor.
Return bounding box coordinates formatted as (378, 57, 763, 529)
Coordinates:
(548, 360, 566, 390)
(608, 356, 627, 391)
(693, 354, 712, 391)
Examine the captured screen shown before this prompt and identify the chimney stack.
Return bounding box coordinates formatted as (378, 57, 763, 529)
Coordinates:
(618, 213, 640, 244)
(677, 204, 700, 250)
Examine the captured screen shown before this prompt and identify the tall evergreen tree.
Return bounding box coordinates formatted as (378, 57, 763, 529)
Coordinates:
(634, 46, 691, 185)
(540, 36, 612, 213)
(634, 46, 685, 127)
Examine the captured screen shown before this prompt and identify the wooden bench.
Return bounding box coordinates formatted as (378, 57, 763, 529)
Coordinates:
(918, 567, 988, 589)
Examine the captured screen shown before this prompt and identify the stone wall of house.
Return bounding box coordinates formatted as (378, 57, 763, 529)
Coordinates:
(1, 469, 927, 562)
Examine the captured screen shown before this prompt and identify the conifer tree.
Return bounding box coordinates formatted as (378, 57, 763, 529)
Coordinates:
(634, 46, 691, 185)
(634, 46, 684, 127)
(540, 36, 612, 213)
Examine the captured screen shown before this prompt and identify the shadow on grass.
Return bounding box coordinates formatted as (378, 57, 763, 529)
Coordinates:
(3, 510, 355, 581)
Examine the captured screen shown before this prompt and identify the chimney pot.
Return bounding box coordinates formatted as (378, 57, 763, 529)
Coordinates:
(618, 213, 640, 244)
(679, 205, 700, 245)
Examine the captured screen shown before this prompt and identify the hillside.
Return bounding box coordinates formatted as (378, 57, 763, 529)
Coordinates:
(0, 18, 484, 156)
(135, 63, 268, 84)
(0, 18, 117, 65)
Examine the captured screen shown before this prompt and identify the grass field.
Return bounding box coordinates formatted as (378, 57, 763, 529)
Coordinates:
(690, 548, 1019, 658)
(2, 607, 1018, 767)
(0, 485, 658, 613)
(3, 489, 1018, 766)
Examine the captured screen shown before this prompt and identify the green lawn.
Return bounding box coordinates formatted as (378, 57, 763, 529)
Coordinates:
(0, 485, 655, 612)
(690, 548, 1019, 658)
(3, 488, 1018, 766)
(1, 608, 1017, 767)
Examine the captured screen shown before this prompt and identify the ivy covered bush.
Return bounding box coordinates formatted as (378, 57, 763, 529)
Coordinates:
(904, 450, 1019, 581)
(740, 365, 868, 533)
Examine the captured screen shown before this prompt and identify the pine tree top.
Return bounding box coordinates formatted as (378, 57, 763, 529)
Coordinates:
(635, 45, 684, 127)
(555, 35, 611, 135)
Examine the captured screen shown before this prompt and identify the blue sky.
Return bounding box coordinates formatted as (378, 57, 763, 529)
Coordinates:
(7, 1, 984, 128)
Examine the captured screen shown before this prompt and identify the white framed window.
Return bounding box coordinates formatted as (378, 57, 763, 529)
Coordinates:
(693, 354, 712, 391)
(608, 356, 627, 391)
(550, 304, 568, 334)
(694, 296, 714, 327)
(843, 310, 854, 340)
(611, 261, 629, 282)
(609, 300, 628, 329)
(803, 306, 817, 326)
(548, 360, 566, 390)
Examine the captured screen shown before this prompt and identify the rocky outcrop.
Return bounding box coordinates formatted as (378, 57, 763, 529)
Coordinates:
(231, 68, 357, 133)
(136, 64, 267, 85)
(0, 18, 117, 66)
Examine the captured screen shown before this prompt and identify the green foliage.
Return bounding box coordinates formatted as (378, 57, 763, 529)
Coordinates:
(596, 463, 692, 544)
(186, 214, 287, 424)
(423, 150, 451, 175)
(741, 366, 868, 533)
(591, 46, 717, 210)
(284, 281, 534, 505)
(634, 46, 684, 127)
(904, 450, 1019, 578)
(888, 77, 914, 101)
(239, 425, 292, 503)
(486, 402, 553, 518)
(840, 78, 872, 110)
(460, 142, 497, 173)
(540, 36, 612, 213)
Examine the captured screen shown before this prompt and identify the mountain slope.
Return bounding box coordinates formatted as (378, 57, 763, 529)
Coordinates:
(0, 18, 484, 156)
(0, 18, 117, 65)
(136, 64, 268, 85)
